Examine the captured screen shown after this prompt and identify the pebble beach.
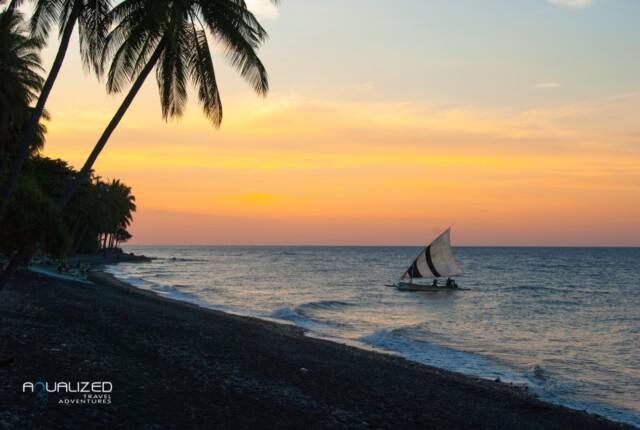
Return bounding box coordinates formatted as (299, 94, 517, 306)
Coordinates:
(0, 263, 635, 429)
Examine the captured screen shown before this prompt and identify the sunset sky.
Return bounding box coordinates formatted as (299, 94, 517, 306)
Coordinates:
(34, 0, 640, 246)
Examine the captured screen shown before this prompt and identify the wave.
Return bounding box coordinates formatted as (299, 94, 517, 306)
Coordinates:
(121, 276, 156, 289)
(389, 324, 452, 346)
(111, 271, 209, 305)
(295, 301, 355, 329)
(495, 284, 566, 293)
(121, 271, 174, 280)
(269, 307, 320, 331)
(529, 364, 550, 383)
(269, 303, 355, 333)
(296, 300, 353, 312)
(358, 329, 526, 384)
(150, 284, 206, 303)
(522, 367, 640, 427)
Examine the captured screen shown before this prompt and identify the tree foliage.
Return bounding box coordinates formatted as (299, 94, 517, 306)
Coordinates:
(0, 174, 69, 258)
(0, 8, 45, 153)
(0, 155, 137, 257)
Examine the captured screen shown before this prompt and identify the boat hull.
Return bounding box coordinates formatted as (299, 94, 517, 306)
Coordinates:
(394, 281, 458, 291)
(28, 266, 93, 284)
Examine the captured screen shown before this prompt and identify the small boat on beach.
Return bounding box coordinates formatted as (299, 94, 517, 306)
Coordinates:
(392, 227, 463, 291)
(28, 265, 93, 285)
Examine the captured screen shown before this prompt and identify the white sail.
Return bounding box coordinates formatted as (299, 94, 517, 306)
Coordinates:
(401, 228, 462, 279)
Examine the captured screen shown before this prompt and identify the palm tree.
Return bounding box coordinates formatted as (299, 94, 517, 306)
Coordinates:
(0, 0, 111, 222)
(57, 0, 277, 208)
(98, 179, 136, 250)
(0, 7, 44, 152)
(0, 0, 277, 290)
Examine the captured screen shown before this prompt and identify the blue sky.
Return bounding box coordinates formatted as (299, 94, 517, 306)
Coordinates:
(254, 0, 639, 108)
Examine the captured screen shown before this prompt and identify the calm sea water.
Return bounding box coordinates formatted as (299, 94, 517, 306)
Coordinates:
(109, 246, 639, 426)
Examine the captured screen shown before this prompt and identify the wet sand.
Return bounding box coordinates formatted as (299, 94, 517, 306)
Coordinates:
(0, 269, 634, 429)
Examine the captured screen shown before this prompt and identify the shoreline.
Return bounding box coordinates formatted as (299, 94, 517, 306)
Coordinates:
(98, 265, 640, 428)
(0, 267, 635, 429)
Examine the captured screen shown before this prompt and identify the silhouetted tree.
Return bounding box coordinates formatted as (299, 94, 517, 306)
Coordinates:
(0, 0, 111, 221)
(58, 0, 277, 208)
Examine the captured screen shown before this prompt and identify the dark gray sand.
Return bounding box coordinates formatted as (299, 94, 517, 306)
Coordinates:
(0, 269, 634, 429)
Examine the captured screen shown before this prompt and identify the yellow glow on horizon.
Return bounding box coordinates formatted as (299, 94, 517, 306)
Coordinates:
(19, 0, 637, 246)
(40, 91, 640, 245)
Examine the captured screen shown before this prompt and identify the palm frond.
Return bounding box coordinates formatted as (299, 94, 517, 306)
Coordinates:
(186, 22, 222, 126)
(102, 0, 162, 93)
(57, 0, 79, 38)
(78, 0, 112, 76)
(101, 0, 274, 126)
(0, 9, 44, 134)
(156, 20, 189, 120)
(198, 0, 269, 95)
(29, 0, 66, 41)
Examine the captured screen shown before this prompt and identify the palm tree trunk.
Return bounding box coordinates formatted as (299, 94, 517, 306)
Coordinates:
(57, 41, 165, 209)
(0, 0, 82, 223)
(72, 224, 88, 255)
(0, 41, 165, 292)
(69, 216, 81, 251)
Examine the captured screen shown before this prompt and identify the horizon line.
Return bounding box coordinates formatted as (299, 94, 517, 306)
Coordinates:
(122, 244, 640, 248)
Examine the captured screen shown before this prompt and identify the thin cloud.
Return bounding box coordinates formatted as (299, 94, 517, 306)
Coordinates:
(221, 91, 640, 146)
(245, 0, 280, 20)
(534, 82, 562, 90)
(548, 0, 595, 8)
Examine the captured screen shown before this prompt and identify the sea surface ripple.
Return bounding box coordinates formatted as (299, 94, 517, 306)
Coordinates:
(108, 246, 640, 427)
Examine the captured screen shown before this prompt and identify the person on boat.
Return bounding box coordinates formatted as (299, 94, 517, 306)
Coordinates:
(446, 277, 452, 287)
(432, 279, 438, 287)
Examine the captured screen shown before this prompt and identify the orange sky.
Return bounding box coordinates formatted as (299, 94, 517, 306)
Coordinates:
(36, 1, 640, 245)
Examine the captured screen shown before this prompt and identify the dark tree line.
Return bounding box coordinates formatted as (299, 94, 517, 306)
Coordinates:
(0, 144, 137, 259)
(0, 8, 136, 259)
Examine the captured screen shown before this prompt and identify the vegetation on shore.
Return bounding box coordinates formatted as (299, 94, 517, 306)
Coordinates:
(0, 0, 276, 287)
(0, 155, 136, 258)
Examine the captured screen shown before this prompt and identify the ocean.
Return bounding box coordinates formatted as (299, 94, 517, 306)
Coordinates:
(108, 246, 639, 426)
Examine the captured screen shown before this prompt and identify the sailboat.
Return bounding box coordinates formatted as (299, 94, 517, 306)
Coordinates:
(394, 227, 463, 291)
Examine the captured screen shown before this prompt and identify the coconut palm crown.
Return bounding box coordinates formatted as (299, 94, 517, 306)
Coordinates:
(0, 8, 44, 146)
(101, 0, 276, 127)
(56, 0, 277, 208)
(25, 0, 111, 72)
